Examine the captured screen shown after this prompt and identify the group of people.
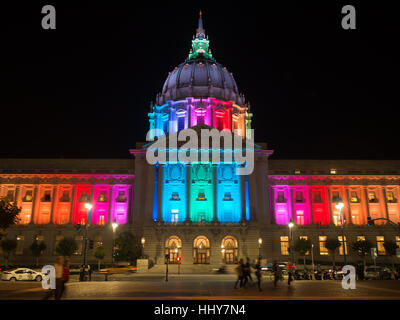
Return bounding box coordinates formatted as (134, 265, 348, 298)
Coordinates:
(234, 257, 263, 291)
(43, 256, 70, 300)
(234, 259, 294, 292)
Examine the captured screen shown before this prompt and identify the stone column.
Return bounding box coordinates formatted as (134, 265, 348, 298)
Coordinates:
(108, 186, 113, 224)
(345, 187, 353, 225)
(309, 186, 314, 225)
(240, 174, 246, 222)
(185, 165, 191, 222)
(382, 186, 390, 220)
(48, 185, 57, 225)
(212, 165, 218, 222)
(289, 186, 294, 224)
(327, 187, 334, 226)
(67, 186, 75, 225)
(363, 186, 371, 219)
(30, 185, 38, 225)
(157, 164, 163, 222)
(270, 186, 276, 224)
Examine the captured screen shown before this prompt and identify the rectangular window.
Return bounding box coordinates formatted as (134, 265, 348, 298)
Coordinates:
(313, 191, 322, 203)
(276, 191, 286, 203)
(16, 236, 24, 255)
(294, 169, 301, 174)
(42, 190, 51, 202)
(197, 190, 206, 201)
(280, 236, 289, 256)
(171, 213, 179, 224)
(376, 236, 386, 255)
(332, 191, 340, 202)
(54, 235, 64, 255)
(319, 236, 328, 255)
(368, 192, 378, 203)
(60, 191, 71, 202)
(299, 236, 310, 255)
(387, 191, 396, 203)
(116, 191, 127, 202)
(79, 191, 89, 202)
(171, 192, 180, 201)
(338, 236, 348, 255)
(177, 114, 186, 131)
(6, 190, 15, 201)
(23, 190, 33, 202)
(36, 235, 44, 242)
(223, 192, 232, 201)
(396, 236, 400, 249)
(74, 236, 84, 256)
(295, 191, 304, 203)
(330, 169, 337, 174)
(357, 236, 366, 241)
(97, 192, 107, 202)
(350, 191, 359, 203)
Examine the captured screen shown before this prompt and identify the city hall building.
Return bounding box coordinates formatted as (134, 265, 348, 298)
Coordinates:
(1, 15, 399, 271)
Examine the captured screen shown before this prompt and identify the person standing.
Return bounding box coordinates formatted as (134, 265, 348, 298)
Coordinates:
(57, 259, 70, 300)
(254, 259, 262, 292)
(272, 261, 279, 287)
(234, 259, 244, 289)
(79, 265, 84, 282)
(88, 264, 92, 281)
(287, 262, 293, 286)
(43, 256, 64, 300)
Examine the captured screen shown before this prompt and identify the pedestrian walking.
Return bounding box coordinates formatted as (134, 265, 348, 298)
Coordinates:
(242, 257, 253, 287)
(234, 259, 244, 289)
(88, 264, 92, 281)
(254, 259, 262, 291)
(57, 259, 70, 300)
(43, 256, 64, 300)
(272, 261, 279, 287)
(79, 265, 85, 282)
(287, 262, 293, 286)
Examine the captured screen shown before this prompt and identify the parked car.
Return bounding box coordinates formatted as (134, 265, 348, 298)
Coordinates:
(101, 266, 137, 274)
(1, 268, 45, 282)
(364, 266, 392, 280)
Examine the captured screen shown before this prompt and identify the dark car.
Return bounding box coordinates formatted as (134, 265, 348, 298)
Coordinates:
(364, 266, 392, 280)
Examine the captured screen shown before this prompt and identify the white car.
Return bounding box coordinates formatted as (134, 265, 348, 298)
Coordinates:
(1, 268, 45, 282)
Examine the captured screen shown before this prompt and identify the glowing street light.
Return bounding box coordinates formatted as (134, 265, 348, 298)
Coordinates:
(258, 238, 263, 259)
(111, 221, 119, 267)
(288, 219, 295, 265)
(84, 203, 93, 211)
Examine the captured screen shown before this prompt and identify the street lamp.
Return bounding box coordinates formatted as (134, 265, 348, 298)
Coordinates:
(112, 221, 118, 267)
(140, 237, 145, 258)
(258, 238, 263, 259)
(335, 198, 347, 265)
(288, 219, 294, 265)
(83, 202, 93, 269)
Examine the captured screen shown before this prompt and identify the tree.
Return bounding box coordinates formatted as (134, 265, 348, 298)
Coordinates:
(94, 246, 106, 271)
(0, 197, 21, 240)
(29, 240, 47, 266)
(351, 240, 373, 266)
(383, 240, 399, 272)
(0, 239, 17, 268)
(325, 238, 342, 269)
(293, 238, 312, 269)
(115, 231, 142, 264)
(55, 238, 78, 258)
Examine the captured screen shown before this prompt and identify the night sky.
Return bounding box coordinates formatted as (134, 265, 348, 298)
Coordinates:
(0, 1, 398, 159)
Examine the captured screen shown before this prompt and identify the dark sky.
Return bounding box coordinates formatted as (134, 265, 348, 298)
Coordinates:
(0, 1, 399, 159)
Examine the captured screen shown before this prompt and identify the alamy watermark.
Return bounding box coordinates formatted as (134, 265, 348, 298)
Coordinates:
(145, 127, 255, 175)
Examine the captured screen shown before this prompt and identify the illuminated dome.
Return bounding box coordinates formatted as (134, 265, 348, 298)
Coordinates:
(156, 11, 245, 106)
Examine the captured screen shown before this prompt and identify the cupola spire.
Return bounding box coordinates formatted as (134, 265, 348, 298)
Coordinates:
(188, 10, 213, 61)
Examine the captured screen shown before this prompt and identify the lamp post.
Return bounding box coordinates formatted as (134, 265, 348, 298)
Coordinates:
(288, 220, 294, 265)
(83, 203, 92, 269)
(141, 237, 145, 258)
(311, 243, 315, 274)
(335, 199, 346, 265)
(112, 221, 118, 267)
(258, 238, 263, 260)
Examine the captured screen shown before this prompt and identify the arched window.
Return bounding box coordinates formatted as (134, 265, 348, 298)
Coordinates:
(193, 236, 210, 264)
(221, 236, 238, 264)
(165, 236, 182, 264)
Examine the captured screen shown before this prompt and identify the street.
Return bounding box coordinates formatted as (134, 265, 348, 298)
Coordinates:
(1, 274, 400, 300)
